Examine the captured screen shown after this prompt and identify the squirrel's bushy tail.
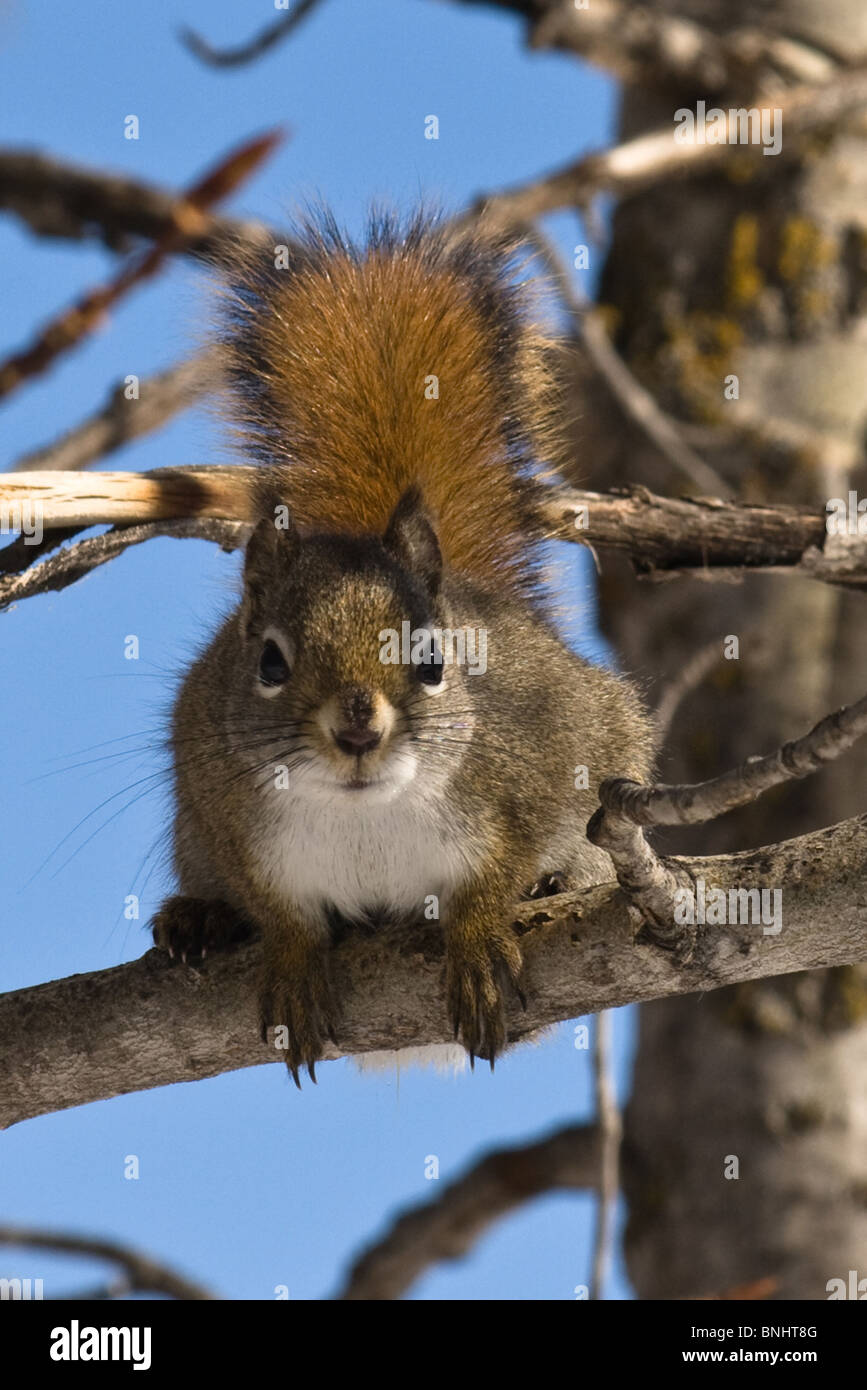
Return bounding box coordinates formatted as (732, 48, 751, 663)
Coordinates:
(218, 210, 564, 598)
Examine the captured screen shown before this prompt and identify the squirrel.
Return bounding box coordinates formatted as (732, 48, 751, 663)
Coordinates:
(151, 211, 654, 1085)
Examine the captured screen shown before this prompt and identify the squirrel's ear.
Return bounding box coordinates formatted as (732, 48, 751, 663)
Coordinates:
(242, 509, 299, 634)
(383, 486, 442, 598)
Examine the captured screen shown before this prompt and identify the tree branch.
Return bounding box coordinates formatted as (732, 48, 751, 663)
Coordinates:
(0, 519, 247, 611)
(588, 685, 867, 959)
(0, 132, 281, 403)
(0, 1225, 213, 1300)
(599, 687, 867, 830)
(180, 0, 323, 69)
(523, 224, 729, 497)
(9, 355, 215, 473)
(336, 1122, 600, 1300)
(473, 65, 867, 227)
(4, 813, 867, 1128)
(0, 149, 268, 258)
(7, 471, 865, 614)
(589, 1011, 620, 1302)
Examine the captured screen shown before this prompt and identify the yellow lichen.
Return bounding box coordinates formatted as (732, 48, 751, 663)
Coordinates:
(726, 214, 764, 309)
(778, 215, 836, 282)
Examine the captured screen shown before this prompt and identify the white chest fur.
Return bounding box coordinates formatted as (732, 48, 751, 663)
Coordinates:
(251, 772, 475, 923)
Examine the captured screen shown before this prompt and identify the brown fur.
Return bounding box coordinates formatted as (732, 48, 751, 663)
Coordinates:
(217, 212, 563, 601)
(152, 211, 656, 1083)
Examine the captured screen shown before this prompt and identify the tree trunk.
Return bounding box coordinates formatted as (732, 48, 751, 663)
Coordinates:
(570, 0, 867, 1299)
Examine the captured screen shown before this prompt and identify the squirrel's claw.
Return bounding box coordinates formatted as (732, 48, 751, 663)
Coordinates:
(446, 925, 523, 1068)
(151, 896, 251, 962)
(525, 869, 573, 900)
(259, 950, 340, 1089)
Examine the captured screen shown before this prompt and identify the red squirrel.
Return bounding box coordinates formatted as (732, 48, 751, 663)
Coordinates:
(151, 212, 654, 1083)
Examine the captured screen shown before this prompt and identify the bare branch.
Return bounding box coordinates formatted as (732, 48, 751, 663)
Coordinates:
(587, 800, 695, 958)
(181, 0, 323, 69)
(0, 1224, 213, 1300)
(0, 519, 246, 612)
(337, 1123, 600, 1300)
(523, 225, 729, 497)
(654, 640, 725, 745)
(589, 686, 867, 957)
(0, 132, 281, 402)
(9, 355, 215, 473)
(589, 1011, 620, 1301)
(528, 1, 839, 91)
(599, 688, 867, 830)
(0, 466, 257, 529)
(5, 471, 867, 613)
(4, 813, 867, 1128)
(473, 66, 867, 227)
(0, 149, 268, 257)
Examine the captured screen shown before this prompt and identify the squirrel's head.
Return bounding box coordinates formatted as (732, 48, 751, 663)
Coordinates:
(235, 486, 477, 803)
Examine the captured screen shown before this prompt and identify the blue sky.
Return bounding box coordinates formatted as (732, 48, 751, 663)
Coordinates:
(0, 0, 639, 1299)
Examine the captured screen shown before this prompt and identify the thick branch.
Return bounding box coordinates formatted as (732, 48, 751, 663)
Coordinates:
(5, 475, 865, 613)
(1, 467, 858, 562)
(4, 815, 867, 1128)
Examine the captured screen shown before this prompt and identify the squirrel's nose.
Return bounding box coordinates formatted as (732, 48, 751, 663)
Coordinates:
(333, 727, 382, 757)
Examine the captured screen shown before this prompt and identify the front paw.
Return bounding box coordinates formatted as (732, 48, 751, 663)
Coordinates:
(151, 895, 251, 962)
(446, 927, 524, 1068)
(260, 948, 340, 1088)
(525, 869, 573, 900)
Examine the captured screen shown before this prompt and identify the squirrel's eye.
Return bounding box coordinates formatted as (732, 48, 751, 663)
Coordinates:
(258, 639, 290, 687)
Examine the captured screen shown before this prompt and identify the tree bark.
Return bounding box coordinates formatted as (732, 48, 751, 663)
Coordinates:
(5, 817, 867, 1129)
(568, 0, 867, 1300)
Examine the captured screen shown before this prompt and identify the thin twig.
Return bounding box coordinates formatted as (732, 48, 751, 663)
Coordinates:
(589, 1012, 621, 1301)
(9, 354, 216, 472)
(654, 640, 725, 745)
(0, 131, 282, 402)
(523, 224, 729, 497)
(473, 65, 867, 228)
(0, 148, 267, 255)
(600, 688, 867, 830)
(180, 0, 323, 69)
(0, 1224, 214, 1300)
(0, 519, 246, 613)
(588, 686, 867, 959)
